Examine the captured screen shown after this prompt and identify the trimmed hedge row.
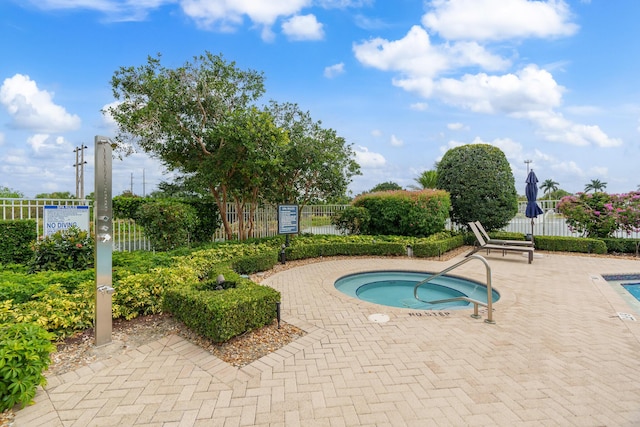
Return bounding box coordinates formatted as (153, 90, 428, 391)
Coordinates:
(412, 235, 465, 257)
(533, 236, 607, 254)
(285, 242, 407, 260)
(600, 237, 640, 255)
(232, 252, 279, 275)
(0, 220, 37, 265)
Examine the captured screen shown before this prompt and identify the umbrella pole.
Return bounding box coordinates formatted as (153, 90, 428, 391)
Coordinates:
(531, 218, 535, 244)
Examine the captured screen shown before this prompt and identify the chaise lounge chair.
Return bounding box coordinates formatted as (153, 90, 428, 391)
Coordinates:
(467, 222, 535, 264)
(474, 221, 534, 247)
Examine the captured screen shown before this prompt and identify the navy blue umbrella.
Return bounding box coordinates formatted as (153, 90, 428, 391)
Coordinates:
(525, 170, 544, 241)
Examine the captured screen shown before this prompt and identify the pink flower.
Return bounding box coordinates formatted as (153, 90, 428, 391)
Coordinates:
(76, 243, 83, 248)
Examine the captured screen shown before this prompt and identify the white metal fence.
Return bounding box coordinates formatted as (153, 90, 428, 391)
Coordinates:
(2, 198, 638, 252)
(0, 198, 151, 252)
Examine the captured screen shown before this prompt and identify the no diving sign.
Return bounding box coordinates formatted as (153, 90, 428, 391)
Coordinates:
(43, 205, 90, 237)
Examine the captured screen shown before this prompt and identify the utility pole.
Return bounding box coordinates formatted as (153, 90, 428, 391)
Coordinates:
(73, 145, 88, 198)
(524, 159, 532, 175)
(142, 169, 146, 197)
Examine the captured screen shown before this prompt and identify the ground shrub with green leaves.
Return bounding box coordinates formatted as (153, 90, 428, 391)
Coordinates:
(0, 321, 56, 411)
(29, 226, 94, 273)
(349, 190, 451, 237)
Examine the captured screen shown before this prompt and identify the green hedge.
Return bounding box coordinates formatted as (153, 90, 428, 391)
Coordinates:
(232, 252, 279, 274)
(163, 279, 280, 343)
(412, 235, 465, 257)
(534, 236, 607, 254)
(352, 190, 451, 237)
(0, 220, 36, 265)
(600, 238, 640, 255)
(285, 242, 406, 260)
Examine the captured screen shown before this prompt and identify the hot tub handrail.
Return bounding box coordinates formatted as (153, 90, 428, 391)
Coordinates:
(413, 254, 495, 324)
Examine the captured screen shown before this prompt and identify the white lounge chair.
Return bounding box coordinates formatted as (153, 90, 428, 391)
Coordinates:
(474, 221, 534, 247)
(468, 222, 534, 264)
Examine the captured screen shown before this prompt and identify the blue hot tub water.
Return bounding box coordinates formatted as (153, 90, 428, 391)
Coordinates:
(334, 271, 500, 310)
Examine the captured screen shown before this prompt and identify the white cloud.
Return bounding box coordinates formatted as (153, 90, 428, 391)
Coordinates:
(354, 145, 386, 167)
(101, 101, 121, 131)
(589, 166, 608, 177)
(282, 14, 324, 40)
(551, 160, 583, 176)
(447, 122, 464, 130)
(181, 0, 310, 40)
(324, 63, 345, 78)
(410, 102, 428, 111)
(390, 134, 403, 147)
(422, 0, 578, 41)
(565, 105, 602, 116)
(27, 134, 71, 155)
(24, 0, 173, 21)
(0, 74, 81, 133)
(434, 65, 564, 114)
(354, 26, 508, 90)
(370, 129, 382, 137)
(518, 110, 622, 147)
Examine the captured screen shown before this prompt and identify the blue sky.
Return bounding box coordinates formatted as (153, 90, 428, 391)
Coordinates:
(1, 0, 639, 198)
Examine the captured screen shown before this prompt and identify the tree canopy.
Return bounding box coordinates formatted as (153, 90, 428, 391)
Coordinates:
(0, 186, 24, 198)
(369, 181, 403, 193)
(107, 52, 359, 240)
(436, 144, 517, 231)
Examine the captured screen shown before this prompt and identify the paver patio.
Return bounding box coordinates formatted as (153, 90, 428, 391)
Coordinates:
(14, 250, 640, 426)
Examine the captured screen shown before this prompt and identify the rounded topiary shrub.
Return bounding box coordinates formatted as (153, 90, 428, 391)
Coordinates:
(436, 144, 517, 231)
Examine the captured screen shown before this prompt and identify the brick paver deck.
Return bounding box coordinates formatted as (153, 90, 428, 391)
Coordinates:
(14, 251, 640, 426)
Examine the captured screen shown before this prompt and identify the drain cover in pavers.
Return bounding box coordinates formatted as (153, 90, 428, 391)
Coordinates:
(368, 313, 390, 323)
(617, 312, 636, 321)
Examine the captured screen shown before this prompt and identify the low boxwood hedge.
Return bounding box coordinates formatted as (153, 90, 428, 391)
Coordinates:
(163, 279, 280, 343)
(412, 235, 464, 257)
(284, 242, 406, 260)
(533, 236, 607, 254)
(232, 251, 279, 274)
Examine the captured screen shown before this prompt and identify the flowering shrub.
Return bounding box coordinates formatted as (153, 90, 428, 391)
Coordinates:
(28, 226, 94, 272)
(556, 191, 640, 238)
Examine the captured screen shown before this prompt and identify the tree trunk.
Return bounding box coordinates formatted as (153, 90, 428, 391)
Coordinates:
(210, 185, 233, 241)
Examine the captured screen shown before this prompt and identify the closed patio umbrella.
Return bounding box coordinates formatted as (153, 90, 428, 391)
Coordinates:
(525, 170, 544, 242)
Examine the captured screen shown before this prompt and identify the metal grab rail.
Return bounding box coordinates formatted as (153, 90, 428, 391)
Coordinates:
(413, 254, 495, 324)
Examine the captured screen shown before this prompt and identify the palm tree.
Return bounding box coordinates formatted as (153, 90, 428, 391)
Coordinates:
(584, 179, 607, 193)
(540, 179, 559, 199)
(409, 170, 438, 190)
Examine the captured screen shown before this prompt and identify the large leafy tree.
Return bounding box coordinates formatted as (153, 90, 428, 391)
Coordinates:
(436, 144, 518, 231)
(369, 182, 402, 192)
(264, 101, 360, 207)
(108, 52, 286, 240)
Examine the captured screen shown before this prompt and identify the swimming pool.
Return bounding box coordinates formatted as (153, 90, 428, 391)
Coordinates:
(334, 271, 500, 310)
(601, 273, 640, 307)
